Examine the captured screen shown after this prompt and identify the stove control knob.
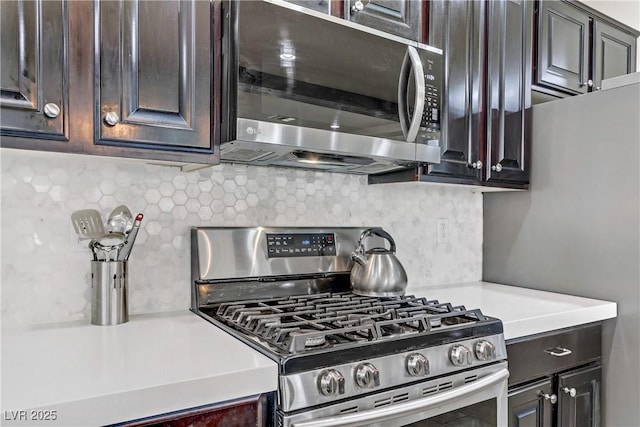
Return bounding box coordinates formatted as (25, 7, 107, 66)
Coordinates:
(318, 369, 345, 397)
(355, 363, 380, 389)
(406, 353, 430, 377)
(474, 340, 496, 361)
(449, 344, 472, 367)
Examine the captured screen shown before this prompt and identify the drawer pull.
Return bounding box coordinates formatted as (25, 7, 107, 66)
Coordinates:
(544, 347, 572, 357)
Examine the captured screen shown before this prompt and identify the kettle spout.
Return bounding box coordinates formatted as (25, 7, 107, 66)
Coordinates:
(350, 251, 366, 266)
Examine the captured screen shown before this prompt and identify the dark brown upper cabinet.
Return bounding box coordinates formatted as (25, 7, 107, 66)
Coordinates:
(593, 20, 637, 90)
(535, 1, 639, 97)
(0, 0, 68, 141)
(485, 0, 532, 185)
(370, 0, 531, 188)
(345, 0, 423, 41)
(1, 1, 219, 165)
(283, 0, 424, 42)
(96, 0, 213, 152)
(425, 0, 484, 181)
(537, 1, 590, 95)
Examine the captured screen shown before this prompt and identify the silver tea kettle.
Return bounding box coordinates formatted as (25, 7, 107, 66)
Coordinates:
(350, 228, 408, 297)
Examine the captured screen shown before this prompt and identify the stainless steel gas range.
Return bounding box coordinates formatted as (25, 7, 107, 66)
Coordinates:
(191, 227, 508, 427)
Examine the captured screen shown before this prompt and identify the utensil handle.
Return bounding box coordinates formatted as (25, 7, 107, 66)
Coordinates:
(119, 213, 144, 261)
(357, 228, 397, 253)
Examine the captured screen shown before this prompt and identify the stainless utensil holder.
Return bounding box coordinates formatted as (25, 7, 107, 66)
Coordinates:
(91, 261, 129, 326)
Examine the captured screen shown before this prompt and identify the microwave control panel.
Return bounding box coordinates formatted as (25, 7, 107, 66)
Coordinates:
(266, 233, 336, 258)
(422, 82, 440, 131)
(421, 56, 441, 133)
(419, 53, 442, 147)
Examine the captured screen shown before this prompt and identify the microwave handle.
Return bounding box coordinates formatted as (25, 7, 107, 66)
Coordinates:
(397, 46, 426, 143)
(291, 368, 508, 427)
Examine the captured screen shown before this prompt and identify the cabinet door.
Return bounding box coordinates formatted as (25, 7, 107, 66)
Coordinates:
(537, 1, 590, 94)
(122, 396, 264, 426)
(425, 0, 483, 180)
(345, 0, 422, 41)
(558, 365, 601, 427)
(485, 0, 532, 184)
(508, 379, 554, 427)
(593, 20, 637, 90)
(97, 0, 212, 151)
(0, 0, 67, 140)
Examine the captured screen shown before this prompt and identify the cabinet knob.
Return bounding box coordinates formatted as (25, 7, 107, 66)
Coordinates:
(541, 393, 558, 404)
(351, 0, 364, 13)
(471, 160, 483, 170)
(104, 112, 120, 126)
(580, 80, 594, 88)
(43, 103, 60, 118)
(491, 164, 503, 172)
(563, 387, 577, 398)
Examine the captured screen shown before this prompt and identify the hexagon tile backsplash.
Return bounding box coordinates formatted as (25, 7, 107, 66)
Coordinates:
(0, 149, 482, 326)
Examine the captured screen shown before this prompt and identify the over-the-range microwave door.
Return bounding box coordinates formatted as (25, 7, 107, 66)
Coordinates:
(222, 0, 442, 167)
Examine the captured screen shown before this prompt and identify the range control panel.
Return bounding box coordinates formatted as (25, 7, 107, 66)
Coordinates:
(266, 233, 336, 258)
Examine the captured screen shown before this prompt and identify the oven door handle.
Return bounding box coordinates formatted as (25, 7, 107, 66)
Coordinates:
(291, 368, 509, 427)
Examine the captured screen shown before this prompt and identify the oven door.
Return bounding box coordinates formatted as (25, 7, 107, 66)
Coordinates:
(282, 363, 508, 427)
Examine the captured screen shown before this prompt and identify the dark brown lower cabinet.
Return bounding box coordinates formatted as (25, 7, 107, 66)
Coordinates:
(507, 324, 602, 427)
(119, 394, 271, 427)
(508, 379, 554, 427)
(558, 365, 601, 427)
(508, 366, 601, 427)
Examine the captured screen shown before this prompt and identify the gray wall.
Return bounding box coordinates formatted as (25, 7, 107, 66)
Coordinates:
(484, 84, 640, 427)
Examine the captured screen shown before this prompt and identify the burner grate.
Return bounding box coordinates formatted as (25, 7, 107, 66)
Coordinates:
(204, 292, 488, 355)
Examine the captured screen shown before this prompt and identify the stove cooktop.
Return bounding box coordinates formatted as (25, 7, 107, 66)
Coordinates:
(198, 291, 503, 374)
(191, 227, 505, 376)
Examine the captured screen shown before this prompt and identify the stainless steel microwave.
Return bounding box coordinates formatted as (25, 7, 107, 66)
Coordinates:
(220, 0, 443, 175)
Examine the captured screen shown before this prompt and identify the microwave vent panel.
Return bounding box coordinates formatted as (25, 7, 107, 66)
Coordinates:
(221, 147, 276, 162)
(354, 163, 406, 175)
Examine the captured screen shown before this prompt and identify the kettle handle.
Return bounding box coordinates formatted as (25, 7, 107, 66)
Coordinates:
(356, 228, 397, 253)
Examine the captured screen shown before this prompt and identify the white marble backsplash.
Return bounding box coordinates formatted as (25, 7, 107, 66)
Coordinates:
(1, 149, 482, 326)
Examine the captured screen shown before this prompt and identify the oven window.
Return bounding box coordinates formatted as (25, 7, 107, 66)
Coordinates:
(403, 398, 497, 427)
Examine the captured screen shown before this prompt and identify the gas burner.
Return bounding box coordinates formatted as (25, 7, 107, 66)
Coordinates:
(290, 329, 327, 347)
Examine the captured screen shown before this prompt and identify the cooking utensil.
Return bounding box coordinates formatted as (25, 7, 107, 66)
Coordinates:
(349, 228, 408, 297)
(106, 205, 133, 235)
(118, 213, 143, 261)
(90, 233, 126, 261)
(71, 209, 106, 240)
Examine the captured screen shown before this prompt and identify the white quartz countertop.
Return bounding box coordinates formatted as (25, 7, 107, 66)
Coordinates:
(407, 281, 617, 341)
(1, 282, 617, 426)
(1, 311, 278, 426)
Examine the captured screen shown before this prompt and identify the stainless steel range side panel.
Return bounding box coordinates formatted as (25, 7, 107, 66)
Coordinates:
(192, 227, 384, 282)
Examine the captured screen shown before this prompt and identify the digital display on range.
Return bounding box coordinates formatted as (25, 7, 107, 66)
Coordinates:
(266, 233, 336, 258)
